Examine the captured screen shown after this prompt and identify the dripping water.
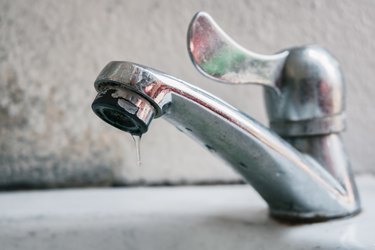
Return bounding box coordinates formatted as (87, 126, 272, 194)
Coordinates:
(131, 135, 142, 167)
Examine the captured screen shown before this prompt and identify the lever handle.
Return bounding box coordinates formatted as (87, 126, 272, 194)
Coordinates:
(188, 12, 346, 137)
(187, 11, 288, 91)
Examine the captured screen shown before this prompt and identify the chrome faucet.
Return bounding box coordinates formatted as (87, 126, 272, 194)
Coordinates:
(91, 12, 360, 222)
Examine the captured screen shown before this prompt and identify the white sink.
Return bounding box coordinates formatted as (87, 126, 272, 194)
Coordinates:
(1, 175, 374, 250)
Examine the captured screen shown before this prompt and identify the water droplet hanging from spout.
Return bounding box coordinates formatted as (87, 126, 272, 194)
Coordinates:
(131, 135, 142, 167)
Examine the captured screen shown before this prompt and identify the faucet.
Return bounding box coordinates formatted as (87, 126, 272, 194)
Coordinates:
(91, 12, 360, 222)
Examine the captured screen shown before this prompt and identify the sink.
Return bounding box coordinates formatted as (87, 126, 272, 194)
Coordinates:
(1, 175, 374, 250)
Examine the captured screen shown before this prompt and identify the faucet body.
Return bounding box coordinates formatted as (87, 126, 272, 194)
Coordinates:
(92, 12, 360, 222)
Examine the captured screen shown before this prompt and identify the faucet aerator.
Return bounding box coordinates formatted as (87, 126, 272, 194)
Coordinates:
(92, 88, 155, 135)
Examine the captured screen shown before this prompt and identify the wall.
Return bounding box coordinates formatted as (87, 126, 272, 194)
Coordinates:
(0, 0, 374, 188)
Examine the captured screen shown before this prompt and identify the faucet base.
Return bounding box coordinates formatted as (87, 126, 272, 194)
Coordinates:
(270, 207, 362, 223)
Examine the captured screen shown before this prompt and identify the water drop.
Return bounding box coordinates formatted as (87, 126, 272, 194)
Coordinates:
(131, 135, 142, 167)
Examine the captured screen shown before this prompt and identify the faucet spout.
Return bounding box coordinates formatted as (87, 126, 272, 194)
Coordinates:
(92, 61, 360, 222)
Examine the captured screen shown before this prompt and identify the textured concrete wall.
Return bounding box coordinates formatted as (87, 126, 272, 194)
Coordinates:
(0, 0, 374, 188)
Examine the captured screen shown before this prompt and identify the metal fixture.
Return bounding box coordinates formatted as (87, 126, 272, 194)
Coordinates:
(92, 12, 360, 222)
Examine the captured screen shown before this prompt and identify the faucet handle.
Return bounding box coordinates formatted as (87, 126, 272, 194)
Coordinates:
(188, 12, 346, 137)
(187, 11, 288, 92)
